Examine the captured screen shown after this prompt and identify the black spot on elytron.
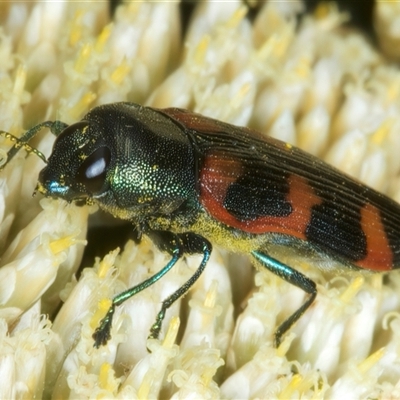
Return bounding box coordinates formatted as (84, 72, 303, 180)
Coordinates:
(306, 200, 367, 262)
(223, 173, 292, 221)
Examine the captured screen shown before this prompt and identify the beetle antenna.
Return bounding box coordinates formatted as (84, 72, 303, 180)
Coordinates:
(0, 120, 68, 170)
(0, 131, 47, 168)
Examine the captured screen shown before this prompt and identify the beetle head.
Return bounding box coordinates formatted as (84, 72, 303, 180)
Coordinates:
(36, 103, 196, 222)
(37, 120, 111, 204)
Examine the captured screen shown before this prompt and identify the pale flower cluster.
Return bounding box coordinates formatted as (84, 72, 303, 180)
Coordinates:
(1, 1, 400, 398)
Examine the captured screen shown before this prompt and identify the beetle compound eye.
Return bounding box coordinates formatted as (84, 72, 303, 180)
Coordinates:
(76, 146, 111, 193)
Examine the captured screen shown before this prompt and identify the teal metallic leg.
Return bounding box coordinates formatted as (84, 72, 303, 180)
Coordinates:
(252, 250, 317, 347)
(93, 231, 212, 348)
(92, 232, 182, 348)
(149, 232, 212, 339)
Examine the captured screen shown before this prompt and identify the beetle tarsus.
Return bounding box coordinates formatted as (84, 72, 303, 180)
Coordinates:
(93, 311, 114, 348)
(149, 319, 162, 340)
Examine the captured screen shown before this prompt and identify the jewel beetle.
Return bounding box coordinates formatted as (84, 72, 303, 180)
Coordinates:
(1, 102, 400, 348)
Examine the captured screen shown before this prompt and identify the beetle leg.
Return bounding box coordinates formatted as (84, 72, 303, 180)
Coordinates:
(92, 231, 212, 348)
(92, 231, 183, 348)
(251, 251, 317, 347)
(148, 232, 212, 340)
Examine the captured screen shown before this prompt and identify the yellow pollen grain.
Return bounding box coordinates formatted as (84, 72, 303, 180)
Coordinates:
(138, 380, 151, 399)
(279, 374, 304, 399)
(75, 43, 92, 73)
(255, 15, 291, 63)
(111, 59, 130, 85)
(277, 333, 295, 357)
(264, 34, 280, 60)
(271, 23, 293, 60)
(69, 92, 97, 121)
(295, 56, 311, 79)
(340, 276, 364, 303)
(226, 6, 246, 30)
(371, 119, 392, 145)
(69, 11, 84, 47)
(99, 363, 112, 390)
(95, 24, 112, 53)
(339, 276, 364, 304)
(162, 316, 180, 348)
(204, 281, 218, 309)
(297, 374, 319, 395)
(358, 347, 385, 374)
(195, 36, 210, 65)
(13, 64, 27, 96)
(232, 83, 250, 108)
(49, 235, 76, 255)
(98, 260, 113, 279)
(91, 298, 113, 330)
(386, 78, 400, 104)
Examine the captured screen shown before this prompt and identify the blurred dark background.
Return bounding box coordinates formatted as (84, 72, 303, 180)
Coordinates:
(108, 0, 376, 39)
(303, 0, 375, 37)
